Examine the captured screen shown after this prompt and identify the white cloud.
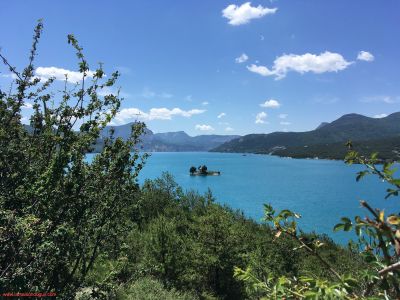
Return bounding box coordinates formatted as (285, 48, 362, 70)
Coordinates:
(22, 102, 33, 109)
(0, 73, 18, 79)
(235, 53, 249, 63)
(21, 116, 30, 124)
(98, 86, 130, 98)
(247, 64, 273, 76)
(260, 99, 280, 108)
(202, 101, 209, 106)
(357, 51, 374, 62)
(279, 113, 288, 119)
(217, 112, 226, 119)
(195, 124, 214, 131)
(280, 121, 291, 125)
(247, 51, 353, 79)
(35, 66, 95, 83)
(148, 108, 205, 119)
(111, 108, 144, 125)
(225, 126, 234, 132)
(111, 107, 205, 124)
(255, 111, 267, 124)
(373, 113, 387, 119)
(222, 2, 277, 26)
(361, 96, 399, 104)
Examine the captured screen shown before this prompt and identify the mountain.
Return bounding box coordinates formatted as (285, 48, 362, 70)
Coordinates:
(316, 122, 329, 129)
(211, 112, 400, 160)
(95, 123, 239, 152)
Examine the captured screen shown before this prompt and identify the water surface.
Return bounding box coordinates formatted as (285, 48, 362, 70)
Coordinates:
(89, 152, 397, 243)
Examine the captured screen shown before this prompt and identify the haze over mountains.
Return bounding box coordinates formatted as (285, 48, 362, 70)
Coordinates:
(212, 112, 400, 160)
(95, 123, 240, 152)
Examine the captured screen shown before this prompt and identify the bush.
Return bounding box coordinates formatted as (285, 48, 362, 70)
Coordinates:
(0, 21, 146, 297)
(117, 277, 197, 300)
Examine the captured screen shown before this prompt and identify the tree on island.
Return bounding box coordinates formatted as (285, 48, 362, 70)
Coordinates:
(199, 165, 207, 174)
(189, 166, 197, 174)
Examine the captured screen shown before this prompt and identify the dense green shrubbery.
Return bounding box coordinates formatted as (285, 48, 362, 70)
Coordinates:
(0, 21, 147, 297)
(116, 277, 197, 300)
(78, 172, 362, 299)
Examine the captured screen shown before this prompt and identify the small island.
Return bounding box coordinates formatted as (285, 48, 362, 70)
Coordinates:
(190, 165, 221, 176)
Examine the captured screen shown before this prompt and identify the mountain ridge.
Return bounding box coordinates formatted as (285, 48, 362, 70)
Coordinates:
(211, 112, 400, 160)
(94, 123, 240, 152)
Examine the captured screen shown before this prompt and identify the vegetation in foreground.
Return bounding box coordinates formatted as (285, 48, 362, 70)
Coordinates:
(1, 22, 400, 299)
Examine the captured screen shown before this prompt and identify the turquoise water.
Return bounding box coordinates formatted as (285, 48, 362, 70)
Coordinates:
(88, 152, 397, 243)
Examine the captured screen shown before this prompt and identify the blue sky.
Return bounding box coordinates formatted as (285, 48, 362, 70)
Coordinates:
(1, 0, 400, 135)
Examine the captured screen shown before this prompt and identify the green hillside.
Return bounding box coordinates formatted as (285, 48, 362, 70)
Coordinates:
(212, 112, 400, 160)
(273, 136, 400, 160)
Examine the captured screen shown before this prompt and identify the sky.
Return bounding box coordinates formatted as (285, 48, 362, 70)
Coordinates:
(1, 0, 400, 136)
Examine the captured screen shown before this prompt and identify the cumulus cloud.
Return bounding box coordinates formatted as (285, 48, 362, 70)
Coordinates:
(195, 124, 214, 131)
(279, 113, 288, 119)
(235, 53, 249, 63)
(202, 101, 209, 106)
(111, 107, 205, 124)
(260, 99, 280, 108)
(225, 126, 234, 132)
(217, 112, 226, 119)
(357, 51, 374, 62)
(222, 2, 277, 26)
(255, 111, 267, 124)
(247, 64, 273, 77)
(373, 113, 387, 119)
(35, 66, 95, 83)
(247, 51, 353, 79)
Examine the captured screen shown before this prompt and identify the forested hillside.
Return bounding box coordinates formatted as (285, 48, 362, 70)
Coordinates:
(212, 113, 400, 160)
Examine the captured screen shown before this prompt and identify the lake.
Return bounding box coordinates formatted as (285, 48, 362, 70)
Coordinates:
(89, 152, 397, 243)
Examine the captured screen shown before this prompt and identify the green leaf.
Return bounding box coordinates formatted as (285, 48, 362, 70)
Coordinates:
(355, 225, 362, 237)
(356, 170, 369, 181)
(341, 217, 351, 224)
(333, 223, 345, 232)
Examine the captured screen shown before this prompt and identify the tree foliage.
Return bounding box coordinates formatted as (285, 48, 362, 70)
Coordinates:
(0, 21, 147, 296)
